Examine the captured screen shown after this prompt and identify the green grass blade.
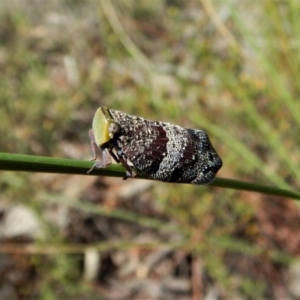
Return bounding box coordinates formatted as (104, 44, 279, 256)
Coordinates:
(0, 152, 126, 177)
(1, 152, 299, 201)
(211, 178, 300, 201)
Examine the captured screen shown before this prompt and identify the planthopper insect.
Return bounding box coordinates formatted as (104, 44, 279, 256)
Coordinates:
(89, 107, 222, 185)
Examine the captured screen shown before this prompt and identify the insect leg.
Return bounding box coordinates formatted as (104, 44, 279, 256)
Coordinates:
(109, 148, 136, 179)
(88, 129, 113, 173)
(87, 148, 112, 173)
(89, 129, 98, 161)
(108, 148, 120, 163)
(119, 157, 136, 180)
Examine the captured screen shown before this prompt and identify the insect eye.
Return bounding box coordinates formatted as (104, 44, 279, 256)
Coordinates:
(108, 121, 121, 137)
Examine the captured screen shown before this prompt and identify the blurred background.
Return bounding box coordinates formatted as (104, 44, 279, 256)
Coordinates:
(0, 0, 300, 299)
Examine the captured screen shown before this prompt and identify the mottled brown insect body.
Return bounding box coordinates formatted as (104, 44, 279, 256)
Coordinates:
(89, 107, 222, 185)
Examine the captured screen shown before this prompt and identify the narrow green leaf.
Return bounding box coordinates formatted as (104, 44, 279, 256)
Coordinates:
(0, 152, 299, 201)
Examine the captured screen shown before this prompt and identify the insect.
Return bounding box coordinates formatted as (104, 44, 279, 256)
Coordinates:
(89, 106, 222, 185)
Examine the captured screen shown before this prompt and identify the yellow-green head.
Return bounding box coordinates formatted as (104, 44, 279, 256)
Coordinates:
(92, 107, 120, 147)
